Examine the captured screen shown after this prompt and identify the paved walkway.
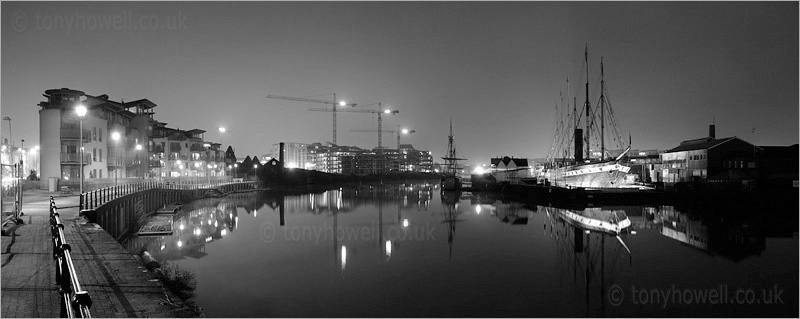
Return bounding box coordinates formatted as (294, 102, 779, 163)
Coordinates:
(1, 189, 200, 318)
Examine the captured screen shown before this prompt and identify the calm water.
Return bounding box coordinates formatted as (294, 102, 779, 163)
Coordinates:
(125, 183, 798, 317)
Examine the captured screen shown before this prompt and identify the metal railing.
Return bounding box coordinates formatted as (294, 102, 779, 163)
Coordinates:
(50, 197, 92, 318)
(80, 180, 261, 210)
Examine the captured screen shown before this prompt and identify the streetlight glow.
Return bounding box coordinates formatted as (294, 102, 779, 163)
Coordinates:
(218, 127, 226, 133)
(384, 109, 391, 114)
(75, 104, 87, 117)
(339, 101, 346, 107)
(111, 131, 120, 141)
(135, 144, 142, 151)
(401, 129, 409, 134)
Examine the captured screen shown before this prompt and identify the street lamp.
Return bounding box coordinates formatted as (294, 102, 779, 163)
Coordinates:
(253, 164, 258, 181)
(111, 131, 120, 185)
(218, 127, 226, 177)
(203, 143, 211, 184)
(135, 143, 143, 179)
(76, 104, 87, 194)
(234, 163, 238, 179)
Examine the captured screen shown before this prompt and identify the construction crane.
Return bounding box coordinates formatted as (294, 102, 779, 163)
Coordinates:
(267, 94, 356, 145)
(311, 102, 398, 148)
(350, 124, 415, 149)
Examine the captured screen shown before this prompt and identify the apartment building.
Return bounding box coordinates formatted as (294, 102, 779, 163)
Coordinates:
(38, 88, 225, 185)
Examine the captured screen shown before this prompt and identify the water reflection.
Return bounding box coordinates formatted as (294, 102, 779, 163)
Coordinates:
(121, 183, 796, 317)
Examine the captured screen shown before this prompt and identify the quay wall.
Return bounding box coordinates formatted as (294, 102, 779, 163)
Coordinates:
(84, 182, 263, 241)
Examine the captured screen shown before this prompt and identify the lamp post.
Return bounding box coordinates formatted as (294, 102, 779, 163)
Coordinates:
(135, 143, 143, 179)
(111, 131, 120, 185)
(234, 163, 238, 179)
(218, 127, 226, 177)
(2, 116, 11, 147)
(20, 139, 25, 178)
(253, 164, 258, 181)
(76, 105, 87, 194)
(203, 143, 211, 184)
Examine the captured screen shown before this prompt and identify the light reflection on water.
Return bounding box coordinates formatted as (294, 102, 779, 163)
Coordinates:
(124, 183, 798, 317)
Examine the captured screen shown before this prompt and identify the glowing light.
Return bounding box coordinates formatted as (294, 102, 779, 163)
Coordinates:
(205, 237, 213, 242)
(160, 244, 165, 250)
(401, 129, 409, 134)
(214, 221, 218, 227)
(218, 127, 226, 133)
(584, 230, 591, 234)
(475, 205, 482, 214)
(221, 229, 227, 236)
(194, 228, 201, 236)
(402, 219, 409, 227)
(254, 210, 257, 217)
(286, 162, 298, 169)
(385, 240, 392, 258)
(384, 109, 391, 114)
(136, 144, 142, 151)
(340, 245, 347, 271)
(338, 101, 347, 107)
(473, 167, 485, 174)
(111, 131, 120, 141)
(195, 162, 201, 168)
(75, 104, 87, 117)
(177, 240, 183, 248)
(631, 230, 638, 235)
(179, 223, 184, 230)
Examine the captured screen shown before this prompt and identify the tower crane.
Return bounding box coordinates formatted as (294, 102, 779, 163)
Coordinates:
(267, 94, 356, 145)
(311, 102, 399, 148)
(350, 125, 415, 149)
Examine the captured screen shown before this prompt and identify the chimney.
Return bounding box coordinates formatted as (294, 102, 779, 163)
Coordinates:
(279, 142, 285, 169)
(709, 124, 716, 139)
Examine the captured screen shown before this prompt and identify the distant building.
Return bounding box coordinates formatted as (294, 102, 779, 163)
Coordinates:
(265, 142, 309, 169)
(489, 156, 532, 183)
(660, 125, 761, 185)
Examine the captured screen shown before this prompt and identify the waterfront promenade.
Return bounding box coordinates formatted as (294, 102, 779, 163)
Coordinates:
(1, 189, 199, 318)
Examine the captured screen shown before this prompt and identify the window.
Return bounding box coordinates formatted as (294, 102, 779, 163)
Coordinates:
(99, 169, 103, 179)
(92, 169, 97, 179)
(99, 128, 103, 142)
(93, 127, 97, 141)
(93, 148, 97, 162)
(99, 149, 103, 162)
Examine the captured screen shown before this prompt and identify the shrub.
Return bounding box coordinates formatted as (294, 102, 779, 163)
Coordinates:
(157, 264, 197, 299)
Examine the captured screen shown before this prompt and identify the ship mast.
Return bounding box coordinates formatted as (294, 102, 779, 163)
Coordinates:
(584, 44, 591, 161)
(600, 57, 605, 161)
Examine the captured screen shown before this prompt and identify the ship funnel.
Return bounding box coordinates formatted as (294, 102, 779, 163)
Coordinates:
(574, 129, 584, 162)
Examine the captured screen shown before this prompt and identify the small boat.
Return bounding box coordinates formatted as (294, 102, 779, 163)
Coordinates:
(441, 119, 466, 190)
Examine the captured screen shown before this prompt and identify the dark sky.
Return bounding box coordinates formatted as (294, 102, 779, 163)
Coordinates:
(2, 1, 797, 164)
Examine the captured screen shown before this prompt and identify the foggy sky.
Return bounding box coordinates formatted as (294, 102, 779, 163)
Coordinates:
(2, 1, 798, 164)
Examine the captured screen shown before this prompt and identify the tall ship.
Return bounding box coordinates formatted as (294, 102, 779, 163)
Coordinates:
(541, 45, 646, 190)
(441, 120, 466, 190)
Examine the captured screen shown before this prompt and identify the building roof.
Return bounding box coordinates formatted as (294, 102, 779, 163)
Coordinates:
(491, 156, 529, 167)
(665, 136, 761, 153)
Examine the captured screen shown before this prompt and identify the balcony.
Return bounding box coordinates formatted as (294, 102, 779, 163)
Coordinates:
(190, 145, 208, 152)
(106, 156, 124, 166)
(60, 153, 92, 164)
(60, 129, 91, 141)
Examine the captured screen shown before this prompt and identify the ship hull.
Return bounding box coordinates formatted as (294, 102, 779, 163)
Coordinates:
(441, 176, 462, 191)
(548, 207, 631, 234)
(543, 160, 632, 189)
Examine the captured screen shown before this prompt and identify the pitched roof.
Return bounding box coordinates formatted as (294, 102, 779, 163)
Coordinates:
(491, 156, 529, 167)
(665, 136, 761, 153)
